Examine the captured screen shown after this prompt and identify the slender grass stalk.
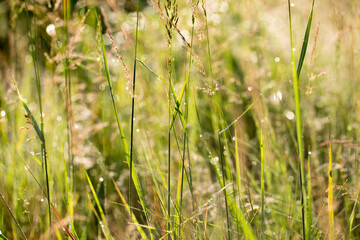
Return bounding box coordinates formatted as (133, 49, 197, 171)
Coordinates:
(129, 0, 141, 217)
(288, 1, 315, 238)
(164, 0, 179, 237)
(98, 11, 153, 238)
(328, 140, 334, 239)
(24, 0, 51, 228)
(259, 124, 265, 238)
(306, 146, 312, 240)
(63, 0, 75, 234)
(218, 134, 230, 240)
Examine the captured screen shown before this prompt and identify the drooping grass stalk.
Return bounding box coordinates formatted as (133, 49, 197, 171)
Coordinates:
(0, 192, 27, 240)
(328, 140, 334, 239)
(288, 1, 315, 238)
(16, 153, 75, 239)
(306, 146, 312, 240)
(24, 0, 51, 228)
(97, 11, 153, 238)
(259, 124, 265, 238)
(129, 0, 140, 217)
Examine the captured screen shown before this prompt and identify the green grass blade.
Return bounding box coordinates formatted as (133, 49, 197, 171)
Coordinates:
(287, 1, 308, 238)
(297, 0, 315, 79)
(85, 171, 114, 240)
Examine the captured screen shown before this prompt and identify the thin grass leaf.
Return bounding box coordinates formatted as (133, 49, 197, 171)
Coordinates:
(297, 0, 315, 79)
(13, 79, 44, 143)
(85, 171, 114, 240)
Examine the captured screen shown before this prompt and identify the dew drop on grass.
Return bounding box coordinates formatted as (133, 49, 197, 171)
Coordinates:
(25, 165, 29, 171)
(56, 116, 62, 122)
(274, 57, 280, 62)
(248, 86, 253, 92)
(0, 110, 5, 117)
(199, 134, 203, 138)
(46, 24, 56, 37)
(308, 151, 312, 155)
(133, 117, 135, 121)
(99, 177, 104, 182)
(210, 156, 219, 165)
(96, 57, 100, 62)
(232, 137, 236, 141)
(291, 2, 295, 7)
(284, 110, 295, 120)
(136, 129, 140, 132)
(126, 86, 129, 91)
(41, 198, 44, 202)
(265, 209, 270, 213)
(292, 48, 296, 52)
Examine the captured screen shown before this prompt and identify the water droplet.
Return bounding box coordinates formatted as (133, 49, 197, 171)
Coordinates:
(46, 24, 56, 37)
(56, 116, 62, 122)
(41, 198, 44, 202)
(292, 48, 296, 52)
(136, 129, 140, 132)
(199, 134, 203, 138)
(133, 118, 135, 121)
(248, 86, 253, 92)
(284, 110, 295, 120)
(223, 151, 228, 156)
(126, 86, 129, 91)
(308, 151, 312, 155)
(265, 209, 270, 213)
(99, 177, 104, 182)
(232, 137, 236, 141)
(290, 2, 295, 7)
(96, 57, 100, 62)
(0, 111, 5, 117)
(210, 156, 219, 165)
(261, 119, 265, 123)
(274, 57, 280, 63)
(25, 165, 29, 171)
(30, 152, 35, 156)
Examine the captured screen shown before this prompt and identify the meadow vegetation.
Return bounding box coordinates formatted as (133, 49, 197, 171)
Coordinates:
(0, 0, 359, 239)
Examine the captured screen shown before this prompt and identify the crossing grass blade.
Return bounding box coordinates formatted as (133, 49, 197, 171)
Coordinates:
(112, 179, 149, 240)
